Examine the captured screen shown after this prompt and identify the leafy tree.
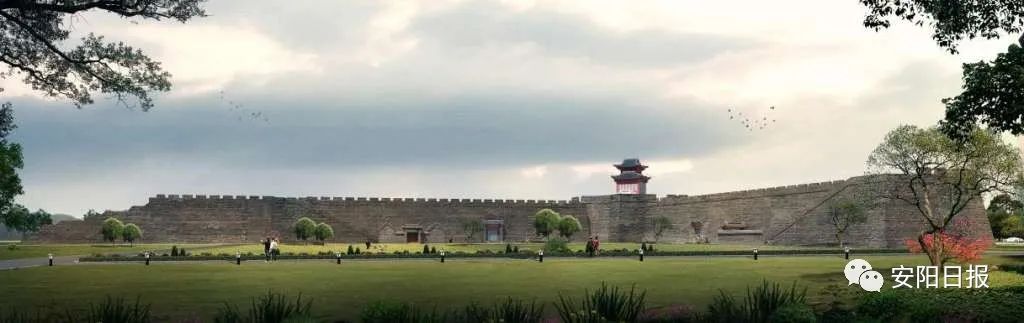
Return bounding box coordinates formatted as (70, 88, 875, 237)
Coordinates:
(3, 204, 51, 234)
(858, 1, 1024, 138)
(557, 215, 582, 240)
(533, 209, 561, 239)
(942, 40, 1024, 137)
(100, 217, 124, 245)
(293, 217, 316, 243)
(1002, 215, 1024, 238)
(82, 209, 101, 219)
(460, 218, 483, 242)
(0, 105, 23, 230)
(828, 195, 873, 248)
(867, 125, 1022, 266)
(0, 0, 207, 111)
(313, 222, 334, 243)
(859, 0, 1024, 53)
(652, 216, 674, 242)
(122, 223, 142, 246)
(987, 193, 1023, 238)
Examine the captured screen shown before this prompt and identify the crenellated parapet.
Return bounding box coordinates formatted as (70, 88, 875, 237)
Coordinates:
(148, 194, 578, 206)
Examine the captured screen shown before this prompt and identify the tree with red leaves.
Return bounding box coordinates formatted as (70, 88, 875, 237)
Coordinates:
(906, 218, 991, 266)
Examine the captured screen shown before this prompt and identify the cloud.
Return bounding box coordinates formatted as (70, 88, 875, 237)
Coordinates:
(2, 0, 1015, 216)
(410, 1, 751, 68)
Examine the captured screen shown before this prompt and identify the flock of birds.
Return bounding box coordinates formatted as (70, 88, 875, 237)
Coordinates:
(727, 105, 777, 131)
(218, 90, 269, 123)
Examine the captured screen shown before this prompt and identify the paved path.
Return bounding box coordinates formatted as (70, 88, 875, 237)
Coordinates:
(0, 255, 79, 270)
(4, 251, 1021, 270)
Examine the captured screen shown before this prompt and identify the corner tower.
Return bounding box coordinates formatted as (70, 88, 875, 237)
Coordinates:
(612, 158, 650, 194)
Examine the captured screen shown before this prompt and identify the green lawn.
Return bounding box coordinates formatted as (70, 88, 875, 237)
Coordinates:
(193, 242, 812, 256)
(0, 243, 219, 260)
(2, 254, 1021, 321)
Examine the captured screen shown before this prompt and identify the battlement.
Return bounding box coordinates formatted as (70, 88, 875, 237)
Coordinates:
(150, 194, 578, 206)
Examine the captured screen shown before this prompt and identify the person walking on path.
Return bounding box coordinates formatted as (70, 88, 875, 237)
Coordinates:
(263, 237, 272, 262)
(586, 237, 595, 257)
(593, 235, 600, 255)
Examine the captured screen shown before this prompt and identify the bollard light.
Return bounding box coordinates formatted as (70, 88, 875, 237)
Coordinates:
(753, 248, 759, 261)
(236, 251, 241, 265)
(440, 250, 446, 263)
(639, 247, 644, 262)
(336, 253, 341, 264)
(844, 247, 851, 260)
(145, 252, 151, 266)
(48, 253, 53, 267)
(538, 249, 544, 263)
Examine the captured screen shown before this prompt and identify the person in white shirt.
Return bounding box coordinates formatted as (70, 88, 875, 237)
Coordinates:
(269, 238, 279, 261)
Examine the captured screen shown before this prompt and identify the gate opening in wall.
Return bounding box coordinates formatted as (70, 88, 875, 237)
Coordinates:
(484, 219, 504, 242)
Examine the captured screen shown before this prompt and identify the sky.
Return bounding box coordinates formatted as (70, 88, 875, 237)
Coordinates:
(0, 0, 1018, 216)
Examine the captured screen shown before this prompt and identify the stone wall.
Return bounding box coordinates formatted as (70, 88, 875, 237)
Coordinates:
(29, 196, 585, 244)
(27, 174, 993, 247)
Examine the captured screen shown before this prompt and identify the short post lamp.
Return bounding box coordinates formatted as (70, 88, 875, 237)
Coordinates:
(844, 246, 851, 260)
(145, 252, 151, 266)
(336, 252, 342, 264)
(440, 250, 446, 263)
(236, 251, 241, 265)
(538, 249, 544, 263)
(48, 253, 53, 267)
(639, 247, 644, 262)
(753, 248, 759, 261)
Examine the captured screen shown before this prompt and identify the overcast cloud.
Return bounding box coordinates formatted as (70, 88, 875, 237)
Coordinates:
(0, 0, 1017, 216)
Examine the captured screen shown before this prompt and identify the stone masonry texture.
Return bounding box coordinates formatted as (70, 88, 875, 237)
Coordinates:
(27, 174, 992, 247)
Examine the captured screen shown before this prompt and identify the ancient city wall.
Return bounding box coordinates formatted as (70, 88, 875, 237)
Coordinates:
(28, 175, 993, 247)
(29, 195, 586, 244)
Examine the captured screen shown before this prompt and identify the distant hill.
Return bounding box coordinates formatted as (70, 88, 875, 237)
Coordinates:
(0, 213, 79, 241)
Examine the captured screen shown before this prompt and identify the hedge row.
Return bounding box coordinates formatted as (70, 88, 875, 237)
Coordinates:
(78, 248, 908, 262)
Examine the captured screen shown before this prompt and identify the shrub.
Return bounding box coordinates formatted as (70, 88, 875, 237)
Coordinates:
(171, 246, 178, 257)
(430, 246, 437, 254)
(768, 304, 816, 323)
(513, 245, 519, 253)
(5, 244, 16, 251)
(213, 291, 312, 323)
(492, 297, 544, 323)
(355, 247, 360, 254)
(704, 280, 807, 323)
(506, 243, 513, 253)
(423, 244, 430, 254)
(555, 283, 646, 323)
(641, 242, 647, 251)
(856, 287, 1024, 323)
(544, 237, 571, 253)
(347, 245, 354, 255)
(456, 298, 543, 323)
(360, 301, 449, 323)
(84, 296, 151, 323)
(854, 290, 903, 322)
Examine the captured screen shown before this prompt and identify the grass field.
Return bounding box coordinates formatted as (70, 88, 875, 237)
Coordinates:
(0, 243, 218, 260)
(2, 254, 1021, 321)
(192, 242, 812, 256)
